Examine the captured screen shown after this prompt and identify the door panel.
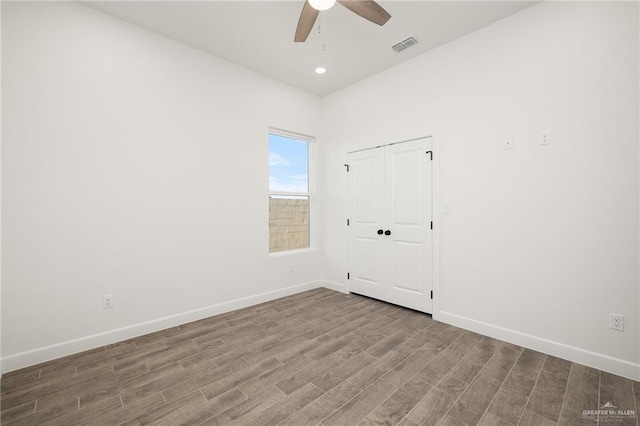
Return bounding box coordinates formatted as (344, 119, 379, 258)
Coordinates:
(348, 138, 433, 313)
(391, 240, 423, 293)
(389, 148, 423, 226)
(354, 156, 380, 224)
(354, 237, 381, 284)
(385, 138, 432, 312)
(348, 149, 386, 298)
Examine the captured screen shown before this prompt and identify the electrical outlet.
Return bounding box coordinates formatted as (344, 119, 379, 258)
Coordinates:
(609, 313, 623, 331)
(540, 131, 551, 145)
(103, 294, 113, 309)
(289, 263, 295, 273)
(504, 138, 513, 150)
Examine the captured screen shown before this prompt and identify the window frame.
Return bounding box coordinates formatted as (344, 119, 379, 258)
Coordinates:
(268, 128, 316, 255)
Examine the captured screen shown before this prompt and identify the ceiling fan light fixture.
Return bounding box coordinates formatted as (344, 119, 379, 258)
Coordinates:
(308, 0, 336, 12)
(315, 67, 327, 74)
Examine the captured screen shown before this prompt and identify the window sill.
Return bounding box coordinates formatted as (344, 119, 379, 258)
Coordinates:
(268, 247, 316, 257)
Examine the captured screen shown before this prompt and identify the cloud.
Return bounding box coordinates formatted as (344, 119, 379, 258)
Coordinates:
(269, 153, 290, 167)
(270, 175, 308, 193)
(289, 174, 308, 181)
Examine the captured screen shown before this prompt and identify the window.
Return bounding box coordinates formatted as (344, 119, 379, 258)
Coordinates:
(269, 130, 312, 253)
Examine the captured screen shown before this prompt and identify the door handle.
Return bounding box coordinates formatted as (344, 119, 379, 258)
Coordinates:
(385, 230, 391, 235)
(377, 229, 384, 235)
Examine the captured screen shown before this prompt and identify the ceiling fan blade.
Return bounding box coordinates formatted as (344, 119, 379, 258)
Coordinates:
(294, 1, 320, 42)
(337, 0, 391, 26)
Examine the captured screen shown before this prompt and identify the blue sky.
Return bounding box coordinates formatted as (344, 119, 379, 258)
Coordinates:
(269, 134, 309, 193)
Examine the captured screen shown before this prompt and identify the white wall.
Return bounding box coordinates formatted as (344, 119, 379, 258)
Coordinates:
(320, 1, 640, 379)
(1, 2, 323, 371)
(3, 1, 639, 381)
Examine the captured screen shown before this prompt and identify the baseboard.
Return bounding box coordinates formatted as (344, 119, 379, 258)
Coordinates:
(2, 280, 327, 374)
(437, 310, 640, 381)
(321, 279, 349, 294)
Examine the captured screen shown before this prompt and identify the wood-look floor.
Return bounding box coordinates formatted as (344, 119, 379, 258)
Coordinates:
(1, 288, 638, 425)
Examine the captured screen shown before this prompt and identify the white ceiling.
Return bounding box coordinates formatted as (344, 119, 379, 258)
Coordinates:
(84, 1, 536, 96)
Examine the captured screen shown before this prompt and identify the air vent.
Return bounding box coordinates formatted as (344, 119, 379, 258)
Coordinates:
(392, 43, 407, 53)
(402, 37, 418, 48)
(392, 36, 419, 53)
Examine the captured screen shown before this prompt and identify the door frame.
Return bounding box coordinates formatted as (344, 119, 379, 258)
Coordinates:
(345, 135, 441, 319)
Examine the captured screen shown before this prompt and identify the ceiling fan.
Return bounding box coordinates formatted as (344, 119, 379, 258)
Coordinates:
(294, 0, 392, 42)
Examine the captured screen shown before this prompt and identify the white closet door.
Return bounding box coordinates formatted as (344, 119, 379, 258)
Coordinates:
(347, 137, 433, 313)
(384, 138, 432, 313)
(347, 148, 387, 301)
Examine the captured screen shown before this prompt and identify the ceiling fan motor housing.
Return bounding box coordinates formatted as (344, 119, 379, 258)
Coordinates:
(308, 0, 336, 11)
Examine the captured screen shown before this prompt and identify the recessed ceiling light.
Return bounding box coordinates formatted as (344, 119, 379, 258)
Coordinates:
(315, 67, 327, 74)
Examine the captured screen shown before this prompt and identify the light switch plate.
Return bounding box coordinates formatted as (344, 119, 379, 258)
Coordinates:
(540, 131, 551, 145)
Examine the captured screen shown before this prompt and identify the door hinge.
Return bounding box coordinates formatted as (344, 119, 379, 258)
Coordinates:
(426, 151, 433, 160)
(347, 219, 350, 226)
(430, 290, 433, 299)
(344, 164, 350, 172)
(347, 273, 350, 280)
(430, 221, 433, 230)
